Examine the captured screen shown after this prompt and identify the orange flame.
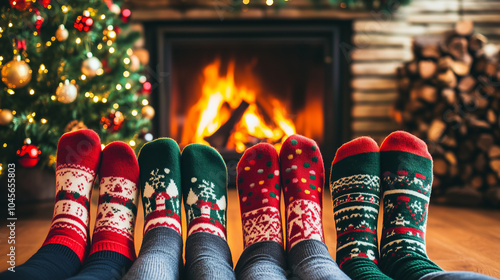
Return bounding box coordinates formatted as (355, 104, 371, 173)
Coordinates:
(181, 59, 296, 153)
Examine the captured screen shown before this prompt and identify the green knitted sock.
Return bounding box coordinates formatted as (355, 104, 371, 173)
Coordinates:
(330, 137, 391, 280)
(379, 131, 443, 280)
(181, 144, 228, 241)
(138, 138, 182, 236)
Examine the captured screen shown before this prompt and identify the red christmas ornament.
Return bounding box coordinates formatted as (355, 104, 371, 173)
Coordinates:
(38, 0, 51, 8)
(101, 59, 112, 73)
(16, 39, 26, 51)
(141, 81, 152, 94)
(120, 8, 131, 23)
(33, 8, 44, 32)
(101, 111, 124, 133)
(17, 144, 41, 167)
(74, 11, 93, 32)
(10, 0, 32, 11)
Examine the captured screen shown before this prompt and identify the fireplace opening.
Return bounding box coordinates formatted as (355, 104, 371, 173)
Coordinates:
(147, 21, 352, 185)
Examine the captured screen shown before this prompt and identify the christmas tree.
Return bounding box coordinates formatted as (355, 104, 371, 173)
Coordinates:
(0, 0, 153, 175)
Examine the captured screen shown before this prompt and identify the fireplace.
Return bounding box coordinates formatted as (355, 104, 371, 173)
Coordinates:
(144, 20, 352, 185)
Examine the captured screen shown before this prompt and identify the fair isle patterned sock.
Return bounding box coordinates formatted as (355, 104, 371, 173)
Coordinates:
(139, 138, 182, 236)
(280, 134, 325, 251)
(380, 131, 442, 280)
(330, 137, 391, 280)
(182, 144, 228, 240)
(237, 143, 283, 249)
(43, 129, 102, 262)
(89, 141, 139, 261)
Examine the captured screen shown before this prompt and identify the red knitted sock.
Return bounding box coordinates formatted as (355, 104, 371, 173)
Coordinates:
(89, 142, 139, 260)
(237, 143, 283, 249)
(280, 134, 325, 251)
(42, 129, 102, 263)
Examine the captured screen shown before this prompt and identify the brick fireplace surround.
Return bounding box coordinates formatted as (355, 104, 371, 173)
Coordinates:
(127, 0, 500, 144)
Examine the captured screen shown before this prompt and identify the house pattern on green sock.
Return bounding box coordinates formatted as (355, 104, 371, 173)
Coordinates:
(142, 167, 182, 235)
(381, 170, 432, 260)
(331, 174, 381, 267)
(185, 177, 227, 240)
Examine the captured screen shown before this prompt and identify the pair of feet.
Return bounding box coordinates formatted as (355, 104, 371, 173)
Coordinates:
(139, 137, 229, 241)
(237, 134, 325, 251)
(331, 131, 440, 279)
(45, 129, 140, 262)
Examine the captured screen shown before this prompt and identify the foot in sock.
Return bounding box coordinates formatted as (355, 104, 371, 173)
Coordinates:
(280, 134, 325, 251)
(140, 138, 182, 236)
(0, 130, 101, 280)
(68, 141, 140, 279)
(182, 144, 228, 240)
(237, 143, 283, 249)
(379, 131, 442, 280)
(122, 138, 183, 280)
(44, 130, 102, 260)
(330, 137, 390, 280)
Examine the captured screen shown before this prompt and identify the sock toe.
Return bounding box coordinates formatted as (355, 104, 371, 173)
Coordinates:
(333, 136, 379, 165)
(380, 131, 431, 160)
(181, 144, 228, 240)
(138, 138, 182, 236)
(100, 142, 139, 183)
(56, 129, 101, 171)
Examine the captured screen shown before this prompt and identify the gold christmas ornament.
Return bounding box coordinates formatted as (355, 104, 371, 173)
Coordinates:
(56, 80, 78, 103)
(55, 24, 69, 41)
(110, 4, 121, 14)
(133, 49, 150, 65)
(1, 55, 32, 89)
(65, 120, 87, 132)
(81, 56, 102, 77)
(0, 109, 14, 125)
(141, 105, 155, 119)
(129, 55, 140, 72)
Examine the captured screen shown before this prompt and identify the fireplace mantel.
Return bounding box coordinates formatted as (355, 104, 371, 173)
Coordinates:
(126, 0, 372, 21)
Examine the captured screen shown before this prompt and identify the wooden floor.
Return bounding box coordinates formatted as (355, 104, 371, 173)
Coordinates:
(1, 188, 500, 278)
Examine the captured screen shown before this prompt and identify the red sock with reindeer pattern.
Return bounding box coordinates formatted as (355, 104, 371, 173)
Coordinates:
(237, 143, 283, 249)
(280, 134, 325, 251)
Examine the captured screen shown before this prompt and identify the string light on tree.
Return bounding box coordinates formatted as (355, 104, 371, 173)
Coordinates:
(56, 80, 78, 103)
(1, 55, 32, 88)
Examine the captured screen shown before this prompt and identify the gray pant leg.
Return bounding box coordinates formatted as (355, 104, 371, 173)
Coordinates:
(235, 241, 287, 280)
(184, 232, 236, 280)
(122, 227, 183, 280)
(287, 240, 351, 280)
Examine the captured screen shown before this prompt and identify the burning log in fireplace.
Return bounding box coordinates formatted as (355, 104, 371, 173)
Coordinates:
(181, 59, 296, 153)
(204, 101, 250, 149)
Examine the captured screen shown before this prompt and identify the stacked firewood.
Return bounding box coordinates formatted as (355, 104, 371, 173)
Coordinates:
(393, 21, 500, 207)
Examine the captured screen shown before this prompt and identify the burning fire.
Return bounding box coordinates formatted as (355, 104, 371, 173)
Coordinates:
(181, 59, 296, 153)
